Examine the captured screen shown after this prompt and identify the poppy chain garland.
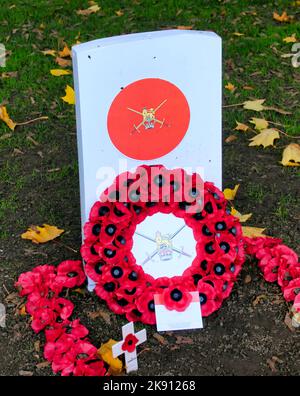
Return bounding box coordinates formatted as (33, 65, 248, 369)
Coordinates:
(16, 165, 300, 376)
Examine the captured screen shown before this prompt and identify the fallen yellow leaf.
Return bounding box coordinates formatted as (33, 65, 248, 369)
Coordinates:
(19, 305, 27, 316)
(42, 49, 56, 57)
(283, 34, 297, 43)
(223, 184, 240, 200)
(50, 69, 72, 76)
(242, 226, 266, 238)
(250, 117, 269, 130)
(58, 45, 71, 58)
(225, 82, 236, 92)
(280, 143, 300, 166)
(235, 121, 249, 132)
(231, 208, 252, 223)
(243, 85, 254, 91)
(243, 99, 266, 111)
(76, 4, 100, 16)
(61, 85, 75, 105)
(273, 11, 290, 22)
(115, 10, 124, 16)
(177, 25, 194, 30)
(249, 128, 280, 148)
(233, 32, 244, 36)
(98, 339, 123, 375)
(21, 224, 64, 244)
(0, 106, 16, 131)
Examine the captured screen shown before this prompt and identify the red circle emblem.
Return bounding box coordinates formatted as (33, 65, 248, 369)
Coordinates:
(107, 78, 190, 160)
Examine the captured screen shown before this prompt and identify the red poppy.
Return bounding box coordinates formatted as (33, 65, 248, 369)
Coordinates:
(73, 360, 107, 377)
(55, 260, 86, 290)
(197, 280, 221, 317)
(122, 333, 139, 353)
(89, 201, 111, 223)
(136, 287, 159, 325)
(162, 285, 193, 312)
(283, 278, 300, 302)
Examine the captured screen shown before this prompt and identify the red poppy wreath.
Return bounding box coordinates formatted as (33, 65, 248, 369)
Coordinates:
(15, 165, 300, 377)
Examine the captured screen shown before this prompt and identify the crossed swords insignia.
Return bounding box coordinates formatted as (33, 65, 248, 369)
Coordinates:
(135, 224, 192, 266)
(127, 99, 169, 134)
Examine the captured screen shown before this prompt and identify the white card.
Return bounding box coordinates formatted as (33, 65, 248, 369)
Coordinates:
(154, 291, 203, 331)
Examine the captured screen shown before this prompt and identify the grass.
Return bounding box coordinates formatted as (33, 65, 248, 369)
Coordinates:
(0, 0, 299, 239)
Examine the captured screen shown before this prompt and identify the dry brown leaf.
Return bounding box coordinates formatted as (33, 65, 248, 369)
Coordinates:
(249, 128, 280, 148)
(244, 275, 252, 284)
(1, 71, 18, 78)
(58, 45, 71, 58)
(55, 57, 72, 67)
(225, 135, 237, 143)
(87, 310, 111, 324)
(19, 370, 33, 376)
(115, 10, 124, 16)
(36, 361, 50, 369)
(281, 143, 300, 166)
(253, 294, 268, 307)
(21, 224, 64, 244)
(175, 335, 193, 344)
(284, 312, 296, 332)
(273, 11, 291, 22)
(234, 121, 249, 132)
(243, 85, 254, 90)
(153, 333, 168, 345)
(76, 4, 100, 16)
(177, 25, 193, 30)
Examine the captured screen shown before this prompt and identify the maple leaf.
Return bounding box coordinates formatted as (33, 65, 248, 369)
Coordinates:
(225, 82, 236, 92)
(115, 10, 124, 16)
(250, 117, 269, 130)
(231, 208, 252, 223)
(280, 143, 300, 166)
(21, 224, 64, 244)
(98, 339, 123, 375)
(50, 69, 72, 76)
(61, 85, 75, 105)
(58, 45, 71, 58)
(234, 121, 249, 132)
(242, 226, 266, 238)
(0, 106, 16, 130)
(223, 184, 239, 200)
(249, 128, 280, 148)
(283, 34, 297, 43)
(243, 99, 265, 111)
(42, 49, 56, 57)
(273, 11, 290, 22)
(76, 4, 100, 16)
(55, 57, 72, 68)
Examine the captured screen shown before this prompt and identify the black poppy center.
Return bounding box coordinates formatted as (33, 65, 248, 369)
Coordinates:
(111, 266, 123, 279)
(104, 248, 116, 258)
(214, 263, 225, 276)
(128, 271, 138, 281)
(220, 242, 230, 253)
(215, 221, 226, 231)
(67, 271, 78, 278)
(92, 224, 101, 236)
(170, 288, 183, 302)
(205, 242, 215, 254)
(148, 300, 155, 312)
(98, 206, 110, 217)
(199, 293, 207, 305)
(105, 224, 116, 236)
(202, 225, 213, 236)
(103, 282, 115, 292)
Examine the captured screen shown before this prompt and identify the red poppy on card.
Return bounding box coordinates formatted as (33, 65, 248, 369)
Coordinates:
(122, 333, 139, 353)
(162, 285, 193, 312)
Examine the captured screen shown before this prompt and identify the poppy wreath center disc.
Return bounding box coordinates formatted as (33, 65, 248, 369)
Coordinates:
(81, 165, 245, 324)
